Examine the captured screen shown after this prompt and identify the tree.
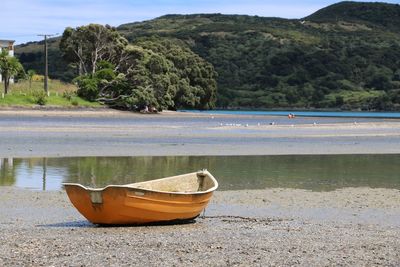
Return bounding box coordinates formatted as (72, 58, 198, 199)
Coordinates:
(134, 38, 217, 109)
(60, 24, 128, 75)
(0, 50, 24, 94)
(73, 37, 217, 111)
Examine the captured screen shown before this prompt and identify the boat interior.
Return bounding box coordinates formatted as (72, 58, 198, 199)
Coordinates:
(128, 171, 217, 193)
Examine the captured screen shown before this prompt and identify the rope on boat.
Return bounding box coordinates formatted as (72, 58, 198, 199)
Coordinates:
(201, 208, 207, 219)
(201, 215, 289, 223)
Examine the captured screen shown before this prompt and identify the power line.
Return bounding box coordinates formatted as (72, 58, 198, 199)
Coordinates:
(0, 34, 39, 37)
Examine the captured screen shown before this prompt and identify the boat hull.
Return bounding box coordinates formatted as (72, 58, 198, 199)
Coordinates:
(63, 171, 217, 225)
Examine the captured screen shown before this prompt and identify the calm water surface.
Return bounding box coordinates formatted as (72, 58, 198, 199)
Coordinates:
(1, 155, 399, 191)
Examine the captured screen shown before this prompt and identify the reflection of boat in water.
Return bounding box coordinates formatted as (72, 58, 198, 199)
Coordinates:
(63, 170, 218, 225)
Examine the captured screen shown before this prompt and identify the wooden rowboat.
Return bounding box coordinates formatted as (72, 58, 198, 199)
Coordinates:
(63, 170, 218, 225)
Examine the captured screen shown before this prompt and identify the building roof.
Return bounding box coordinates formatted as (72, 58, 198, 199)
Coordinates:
(0, 40, 15, 49)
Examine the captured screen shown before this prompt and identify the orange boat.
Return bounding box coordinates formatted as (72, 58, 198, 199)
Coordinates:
(63, 170, 218, 225)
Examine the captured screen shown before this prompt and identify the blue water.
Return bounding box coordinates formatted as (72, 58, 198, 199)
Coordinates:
(181, 110, 400, 118)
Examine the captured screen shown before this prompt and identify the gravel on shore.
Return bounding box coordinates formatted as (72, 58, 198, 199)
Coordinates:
(0, 186, 399, 266)
(1, 109, 399, 266)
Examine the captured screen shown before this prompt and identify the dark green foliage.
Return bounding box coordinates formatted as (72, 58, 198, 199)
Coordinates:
(115, 2, 400, 110)
(69, 36, 216, 110)
(16, 39, 76, 82)
(306, 1, 400, 30)
(119, 38, 216, 110)
(56, 24, 216, 111)
(132, 38, 217, 109)
(74, 76, 100, 101)
(14, 1, 400, 110)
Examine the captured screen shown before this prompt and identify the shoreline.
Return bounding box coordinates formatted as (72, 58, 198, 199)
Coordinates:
(0, 106, 159, 117)
(2, 106, 400, 119)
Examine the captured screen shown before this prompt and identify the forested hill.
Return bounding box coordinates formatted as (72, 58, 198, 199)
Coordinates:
(16, 1, 400, 110)
(306, 1, 400, 30)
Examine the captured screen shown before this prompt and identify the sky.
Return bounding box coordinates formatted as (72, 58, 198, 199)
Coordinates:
(1, 0, 399, 44)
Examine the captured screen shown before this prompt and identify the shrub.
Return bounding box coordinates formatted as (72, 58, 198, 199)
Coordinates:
(71, 98, 79, 106)
(74, 76, 99, 101)
(32, 91, 47, 105)
(62, 90, 75, 101)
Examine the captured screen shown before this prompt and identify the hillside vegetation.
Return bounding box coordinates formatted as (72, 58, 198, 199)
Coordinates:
(15, 1, 400, 110)
(306, 1, 400, 30)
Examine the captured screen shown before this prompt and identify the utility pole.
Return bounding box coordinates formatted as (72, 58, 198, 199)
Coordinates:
(38, 34, 57, 95)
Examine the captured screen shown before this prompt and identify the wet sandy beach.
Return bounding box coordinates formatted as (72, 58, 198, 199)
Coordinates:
(0, 109, 400, 157)
(0, 187, 399, 266)
(0, 108, 399, 266)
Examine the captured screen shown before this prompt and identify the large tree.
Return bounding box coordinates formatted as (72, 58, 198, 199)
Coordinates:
(90, 38, 217, 110)
(61, 24, 217, 111)
(60, 24, 128, 75)
(0, 50, 24, 94)
(134, 38, 217, 109)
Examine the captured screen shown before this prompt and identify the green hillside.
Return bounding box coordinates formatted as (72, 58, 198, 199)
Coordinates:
(306, 1, 400, 30)
(17, 39, 75, 82)
(15, 1, 400, 110)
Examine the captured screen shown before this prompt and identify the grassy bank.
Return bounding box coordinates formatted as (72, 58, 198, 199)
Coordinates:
(0, 80, 102, 108)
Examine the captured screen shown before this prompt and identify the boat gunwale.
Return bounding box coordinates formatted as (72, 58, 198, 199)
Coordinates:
(62, 170, 218, 195)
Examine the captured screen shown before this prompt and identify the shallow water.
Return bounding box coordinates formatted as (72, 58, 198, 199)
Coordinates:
(0, 113, 392, 128)
(182, 110, 400, 118)
(1, 154, 399, 191)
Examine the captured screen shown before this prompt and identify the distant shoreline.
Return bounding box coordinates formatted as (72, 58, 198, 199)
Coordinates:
(180, 109, 400, 119)
(2, 106, 400, 120)
(0, 106, 175, 118)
